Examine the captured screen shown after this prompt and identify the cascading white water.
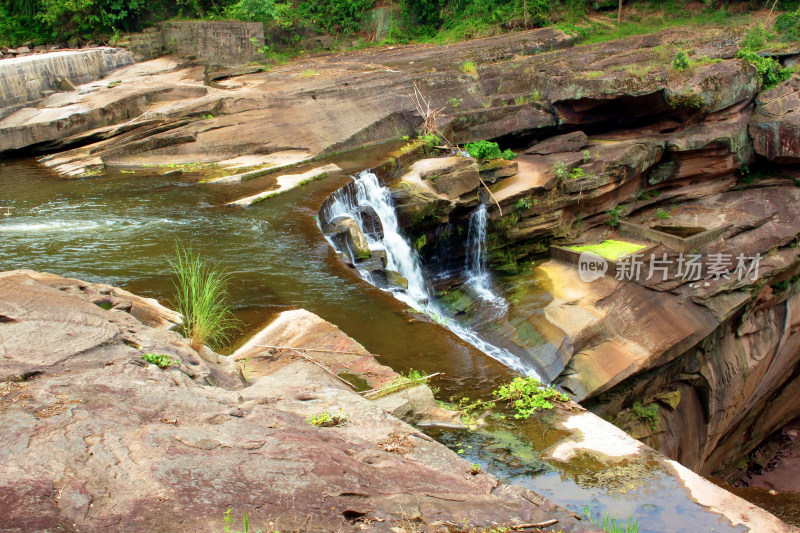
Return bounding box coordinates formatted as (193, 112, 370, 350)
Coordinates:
(324, 170, 538, 377)
(465, 203, 508, 311)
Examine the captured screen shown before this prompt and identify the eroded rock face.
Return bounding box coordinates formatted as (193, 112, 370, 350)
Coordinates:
(749, 76, 800, 162)
(527, 131, 589, 155)
(0, 271, 596, 532)
(325, 215, 372, 260)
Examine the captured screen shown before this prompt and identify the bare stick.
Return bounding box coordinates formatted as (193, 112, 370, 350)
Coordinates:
(361, 372, 442, 397)
(510, 520, 558, 530)
(479, 177, 503, 216)
(254, 344, 380, 357)
(287, 351, 358, 390)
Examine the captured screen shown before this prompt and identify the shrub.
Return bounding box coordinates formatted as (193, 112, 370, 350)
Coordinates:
(776, 9, 800, 42)
(672, 50, 690, 71)
(606, 204, 624, 227)
(736, 49, 791, 90)
(464, 140, 515, 160)
(515, 196, 534, 211)
(655, 207, 671, 219)
(632, 401, 659, 430)
(170, 243, 239, 351)
(492, 376, 570, 419)
(740, 24, 770, 51)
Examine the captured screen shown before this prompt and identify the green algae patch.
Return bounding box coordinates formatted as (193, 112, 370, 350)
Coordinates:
(566, 240, 645, 261)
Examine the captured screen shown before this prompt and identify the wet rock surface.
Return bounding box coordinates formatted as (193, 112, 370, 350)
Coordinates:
(0, 270, 597, 533)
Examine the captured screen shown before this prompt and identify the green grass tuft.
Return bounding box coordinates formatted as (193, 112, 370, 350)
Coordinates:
(170, 243, 239, 351)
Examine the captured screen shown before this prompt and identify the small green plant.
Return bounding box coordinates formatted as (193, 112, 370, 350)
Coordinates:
(632, 401, 659, 431)
(568, 167, 586, 180)
(306, 410, 348, 427)
(530, 89, 541, 101)
(170, 243, 239, 351)
(419, 132, 440, 149)
(515, 196, 535, 211)
(413, 234, 427, 250)
(448, 97, 463, 108)
(141, 353, 178, 369)
(606, 204, 624, 227)
(582, 150, 591, 163)
(470, 463, 482, 475)
(492, 377, 570, 419)
(736, 49, 790, 90)
(583, 506, 639, 533)
(299, 69, 318, 77)
(460, 60, 478, 75)
(447, 396, 495, 427)
(223, 508, 264, 533)
(201, 114, 214, 120)
(552, 161, 569, 180)
(672, 50, 690, 72)
(655, 207, 671, 219)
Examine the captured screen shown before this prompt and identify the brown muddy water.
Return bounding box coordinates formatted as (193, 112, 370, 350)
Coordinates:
(0, 151, 789, 531)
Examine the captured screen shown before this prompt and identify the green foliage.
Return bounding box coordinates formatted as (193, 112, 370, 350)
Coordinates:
(655, 207, 671, 219)
(413, 234, 427, 250)
(223, 508, 264, 533)
(515, 196, 534, 211)
(492, 376, 570, 419)
(306, 410, 348, 427)
(552, 161, 569, 180)
(583, 507, 640, 533)
(141, 352, 178, 368)
(606, 204, 624, 227)
(295, 0, 374, 35)
(741, 24, 771, 51)
(225, 0, 290, 25)
(776, 8, 800, 42)
(631, 401, 659, 430)
(672, 50, 690, 71)
(446, 396, 495, 427)
(464, 140, 515, 160)
(581, 149, 591, 163)
(170, 242, 239, 351)
(736, 49, 791, 90)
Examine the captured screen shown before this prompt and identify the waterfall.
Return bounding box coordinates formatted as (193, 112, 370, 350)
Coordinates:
(465, 204, 508, 312)
(324, 170, 538, 377)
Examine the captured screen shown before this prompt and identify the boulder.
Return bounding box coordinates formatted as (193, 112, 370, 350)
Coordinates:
(385, 269, 409, 290)
(407, 157, 480, 199)
(357, 205, 384, 240)
(324, 216, 371, 260)
(16, 46, 30, 54)
(526, 131, 588, 155)
(479, 159, 518, 183)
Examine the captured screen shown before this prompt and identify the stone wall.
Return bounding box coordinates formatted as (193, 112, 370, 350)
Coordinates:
(125, 21, 265, 65)
(0, 48, 134, 119)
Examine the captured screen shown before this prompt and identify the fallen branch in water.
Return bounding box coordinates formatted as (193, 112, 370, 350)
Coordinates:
(509, 519, 558, 530)
(254, 344, 380, 357)
(361, 372, 442, 397)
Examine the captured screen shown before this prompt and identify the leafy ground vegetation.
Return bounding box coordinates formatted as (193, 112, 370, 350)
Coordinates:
(4, 0, 800, 57)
